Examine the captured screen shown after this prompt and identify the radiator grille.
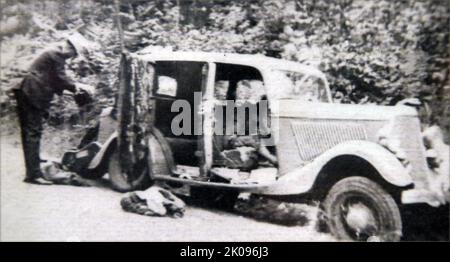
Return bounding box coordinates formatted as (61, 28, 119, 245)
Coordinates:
(391, 116, 429, 188)
(291, 120, 367, 161)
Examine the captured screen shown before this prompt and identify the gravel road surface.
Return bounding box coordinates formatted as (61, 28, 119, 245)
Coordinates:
(1, 134, 334, 241)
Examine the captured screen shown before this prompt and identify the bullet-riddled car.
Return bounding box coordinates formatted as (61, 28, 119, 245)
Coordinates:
(62, 51, 449, 241)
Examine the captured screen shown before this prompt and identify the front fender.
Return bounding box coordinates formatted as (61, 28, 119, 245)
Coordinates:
(258, 140, 413, 195)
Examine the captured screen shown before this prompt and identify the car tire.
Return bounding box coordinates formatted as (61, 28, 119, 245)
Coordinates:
(323, 176, 402, 241)
(108, 148, 151, 192)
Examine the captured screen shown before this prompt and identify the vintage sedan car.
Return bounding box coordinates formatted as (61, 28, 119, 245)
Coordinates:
(62, 50, 449, 241)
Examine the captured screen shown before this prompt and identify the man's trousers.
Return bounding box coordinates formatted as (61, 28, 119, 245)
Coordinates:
(14, 89, 45, 179)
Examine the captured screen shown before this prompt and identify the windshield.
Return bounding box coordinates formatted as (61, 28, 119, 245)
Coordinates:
(269, 70, 331, 102)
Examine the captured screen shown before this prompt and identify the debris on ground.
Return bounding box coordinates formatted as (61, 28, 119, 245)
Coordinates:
(234, 193, 318, 227)
(121, 186, 186, 218)
(41, 160, 91, 187)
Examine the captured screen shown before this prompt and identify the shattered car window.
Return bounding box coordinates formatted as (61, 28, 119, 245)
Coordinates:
(235, 80, 266, 104)
(214, 80, 229, 100)
(270, 70, 329, 102)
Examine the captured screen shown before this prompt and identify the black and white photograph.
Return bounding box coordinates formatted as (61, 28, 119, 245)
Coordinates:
(0, 0, 449, 243)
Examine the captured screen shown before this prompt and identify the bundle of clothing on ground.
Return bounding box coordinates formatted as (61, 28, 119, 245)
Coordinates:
(120, 186, 186, 218)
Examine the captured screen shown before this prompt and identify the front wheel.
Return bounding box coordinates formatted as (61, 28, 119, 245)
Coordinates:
(323, 176, 402, 241)
(108, 148, 151, 192)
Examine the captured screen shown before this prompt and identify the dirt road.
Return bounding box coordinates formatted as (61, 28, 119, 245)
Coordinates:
(0, 134, 334, 241)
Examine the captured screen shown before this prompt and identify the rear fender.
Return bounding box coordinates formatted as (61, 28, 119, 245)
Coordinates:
(87, 128, 175, 173)
(88, 131, 117, 169)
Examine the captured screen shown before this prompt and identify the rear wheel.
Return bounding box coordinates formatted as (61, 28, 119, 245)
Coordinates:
(323, 176, 402, 241)
(108, 148, 151, 192)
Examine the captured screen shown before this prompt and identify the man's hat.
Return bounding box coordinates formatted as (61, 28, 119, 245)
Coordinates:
(64, 32, 97, 56)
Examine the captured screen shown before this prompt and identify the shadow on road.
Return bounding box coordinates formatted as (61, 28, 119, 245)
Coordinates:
(401, 204, 449, 241)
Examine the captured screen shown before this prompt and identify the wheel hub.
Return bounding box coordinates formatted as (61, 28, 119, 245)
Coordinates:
(343, 202, 378, 237)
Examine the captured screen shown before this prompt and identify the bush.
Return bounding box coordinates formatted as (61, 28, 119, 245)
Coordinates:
(1, 0, 448, 141)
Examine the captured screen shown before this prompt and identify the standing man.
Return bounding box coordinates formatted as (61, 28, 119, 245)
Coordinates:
(13, 39, 80, 185)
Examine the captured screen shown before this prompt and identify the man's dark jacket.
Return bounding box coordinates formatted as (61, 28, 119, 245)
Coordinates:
(15, 49, 76, 110)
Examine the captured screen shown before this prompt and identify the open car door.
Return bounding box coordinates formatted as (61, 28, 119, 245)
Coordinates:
(110, 52, 156, 192)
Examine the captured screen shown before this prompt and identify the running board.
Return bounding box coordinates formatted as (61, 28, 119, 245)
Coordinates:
(153, 174, 272, 191)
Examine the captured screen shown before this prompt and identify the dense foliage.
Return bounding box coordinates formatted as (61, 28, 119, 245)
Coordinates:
(1, 0, 449, 141)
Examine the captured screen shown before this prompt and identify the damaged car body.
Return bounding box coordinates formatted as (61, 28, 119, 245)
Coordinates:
(61, 50, 449, 241)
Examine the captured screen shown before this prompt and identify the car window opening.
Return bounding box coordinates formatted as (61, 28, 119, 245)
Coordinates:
(211, 63, 278, 184)
(153, 61, 205, 168)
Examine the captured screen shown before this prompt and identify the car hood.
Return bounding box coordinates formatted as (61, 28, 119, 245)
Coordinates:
(270, 101, 418, 121)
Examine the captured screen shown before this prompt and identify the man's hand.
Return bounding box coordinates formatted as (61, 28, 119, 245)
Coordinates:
(73, 84, 95, 107)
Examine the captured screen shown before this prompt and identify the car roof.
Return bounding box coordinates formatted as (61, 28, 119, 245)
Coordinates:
(133, 50, 326, 78)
